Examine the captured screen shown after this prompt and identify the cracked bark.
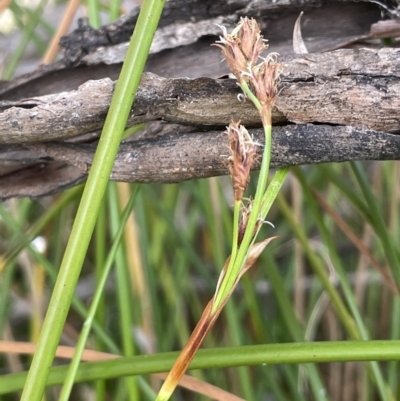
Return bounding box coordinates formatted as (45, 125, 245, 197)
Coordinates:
(2, 124, 400, 200)
(2, 48, 400, 145)
(1, 0, 400, 199)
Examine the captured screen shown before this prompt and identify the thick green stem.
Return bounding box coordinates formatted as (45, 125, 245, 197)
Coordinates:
(230, 200, 241, 265)
(216, 199, 241, 298)
(58, 186, 139, 401)
(20, 1, 165, 400)
(3, 341, 400, 395)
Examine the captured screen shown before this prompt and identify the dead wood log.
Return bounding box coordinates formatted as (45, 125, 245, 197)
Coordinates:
(0, 0, 384, 99)
(1, 124, 400, 199)
(1, 0, 400, 199)
(2, 48, 400, 198)
(1, 48, 400, 145)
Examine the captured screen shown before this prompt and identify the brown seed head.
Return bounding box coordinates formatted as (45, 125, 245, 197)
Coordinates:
(226, 121, 260, 201)
(250, 53, 282, 125)
(237, 17, 267, 67)
(213, 17, 268, 81)
(251, 53, 282, 107)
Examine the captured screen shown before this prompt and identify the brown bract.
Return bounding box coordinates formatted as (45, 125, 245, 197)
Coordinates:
(237, 201, 251, 245)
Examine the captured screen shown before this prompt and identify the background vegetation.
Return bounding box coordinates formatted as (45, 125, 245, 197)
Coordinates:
(0, 1, 400, 400)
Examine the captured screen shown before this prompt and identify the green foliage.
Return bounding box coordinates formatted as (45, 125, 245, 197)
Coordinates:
(1, 1, 400, 400)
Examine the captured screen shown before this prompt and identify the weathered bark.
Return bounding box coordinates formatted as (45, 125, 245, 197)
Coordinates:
(1, 0, 400, 199)
(1, 48, 400, 145)
(1, 125, 400, 199)
(0, 0, 385, 99)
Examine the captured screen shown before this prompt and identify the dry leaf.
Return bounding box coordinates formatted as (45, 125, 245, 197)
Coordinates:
(293, 12, 309, 54)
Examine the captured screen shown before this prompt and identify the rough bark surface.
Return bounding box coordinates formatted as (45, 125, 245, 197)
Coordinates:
(2, 48, 400, 145)
(2, 125, 399, 199)
(0, 0, 384, 99)
(1, 0, 400, 198)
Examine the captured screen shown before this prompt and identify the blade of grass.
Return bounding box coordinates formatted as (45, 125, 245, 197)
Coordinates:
(42, 0, 81, 64)
(263, 252, 329, 401)
(0, 185, 83, 273)
(58, 184, 139, 401)
(293, 166, 393, 401)
(109, 0, 122, 21)
(133, 191, 163, 345)
(3, 0, 48, 79)
(0, 205, 120, 354)
(118, 182, 156, 361)
(108, 182, 139, 400)
(94, 197, 107, 401)
(29, 247, 157, 400)
(318, 164, 372, 222)
(88, 0, 101, 28)
(387, 161, 400, 394)
(0, 260, 16, 338)
(275, 190, 359, 338)
(145, 185, 214, 284)
(224, 301, 256, 401)
(194, 178, 256, 400)
(7, 3, 48, 54)
(20, 1, 166, 399)
(349, 161, 400, 292)
(264, 365, 298, 401)
(311, 188, 398, 296)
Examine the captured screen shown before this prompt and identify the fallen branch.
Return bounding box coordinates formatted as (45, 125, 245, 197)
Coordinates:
(1, 124, 399, 199)
(1, 48, 400, 145)
(0, 0, 383, 101)
(1, 1, 399, 199)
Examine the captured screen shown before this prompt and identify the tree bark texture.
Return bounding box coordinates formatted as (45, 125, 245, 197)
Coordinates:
(1, 0, 400, 199)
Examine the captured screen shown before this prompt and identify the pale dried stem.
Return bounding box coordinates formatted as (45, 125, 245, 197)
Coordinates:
(42, 0, 81, 64)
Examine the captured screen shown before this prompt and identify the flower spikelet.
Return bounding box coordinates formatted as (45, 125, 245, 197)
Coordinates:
(214, 19, 282, 126)
(213, 17, 268, 81)
(226, 121, 260, 201)
(251, 53, 283, 123)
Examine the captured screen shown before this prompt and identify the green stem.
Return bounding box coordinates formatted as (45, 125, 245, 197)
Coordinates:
(264, 254, 329, 401)
(58, 186, 139, 401)
(3, 341, 400, 395)
(88, 0, 101, 28)
(1, 185, 83, 272)
(260, 167, 290, 222)
(350, 161, 400, 292)
(3, 0, 48, 79)
(109, 184, 139, 400)
(212, 122, 274, 312)
(230, 199, 241, 261)
(94, 199, 107, 401)
(240, 80, 262, 112)
(109, 0, 122, 21)
(275, 191, 360, 339)
(217, 199, 241, 299)
(20, 1, 165, 400)
(293, 166, 392, 401)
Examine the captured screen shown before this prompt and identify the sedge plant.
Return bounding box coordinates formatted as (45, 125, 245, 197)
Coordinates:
(156, 17, 290, 401)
